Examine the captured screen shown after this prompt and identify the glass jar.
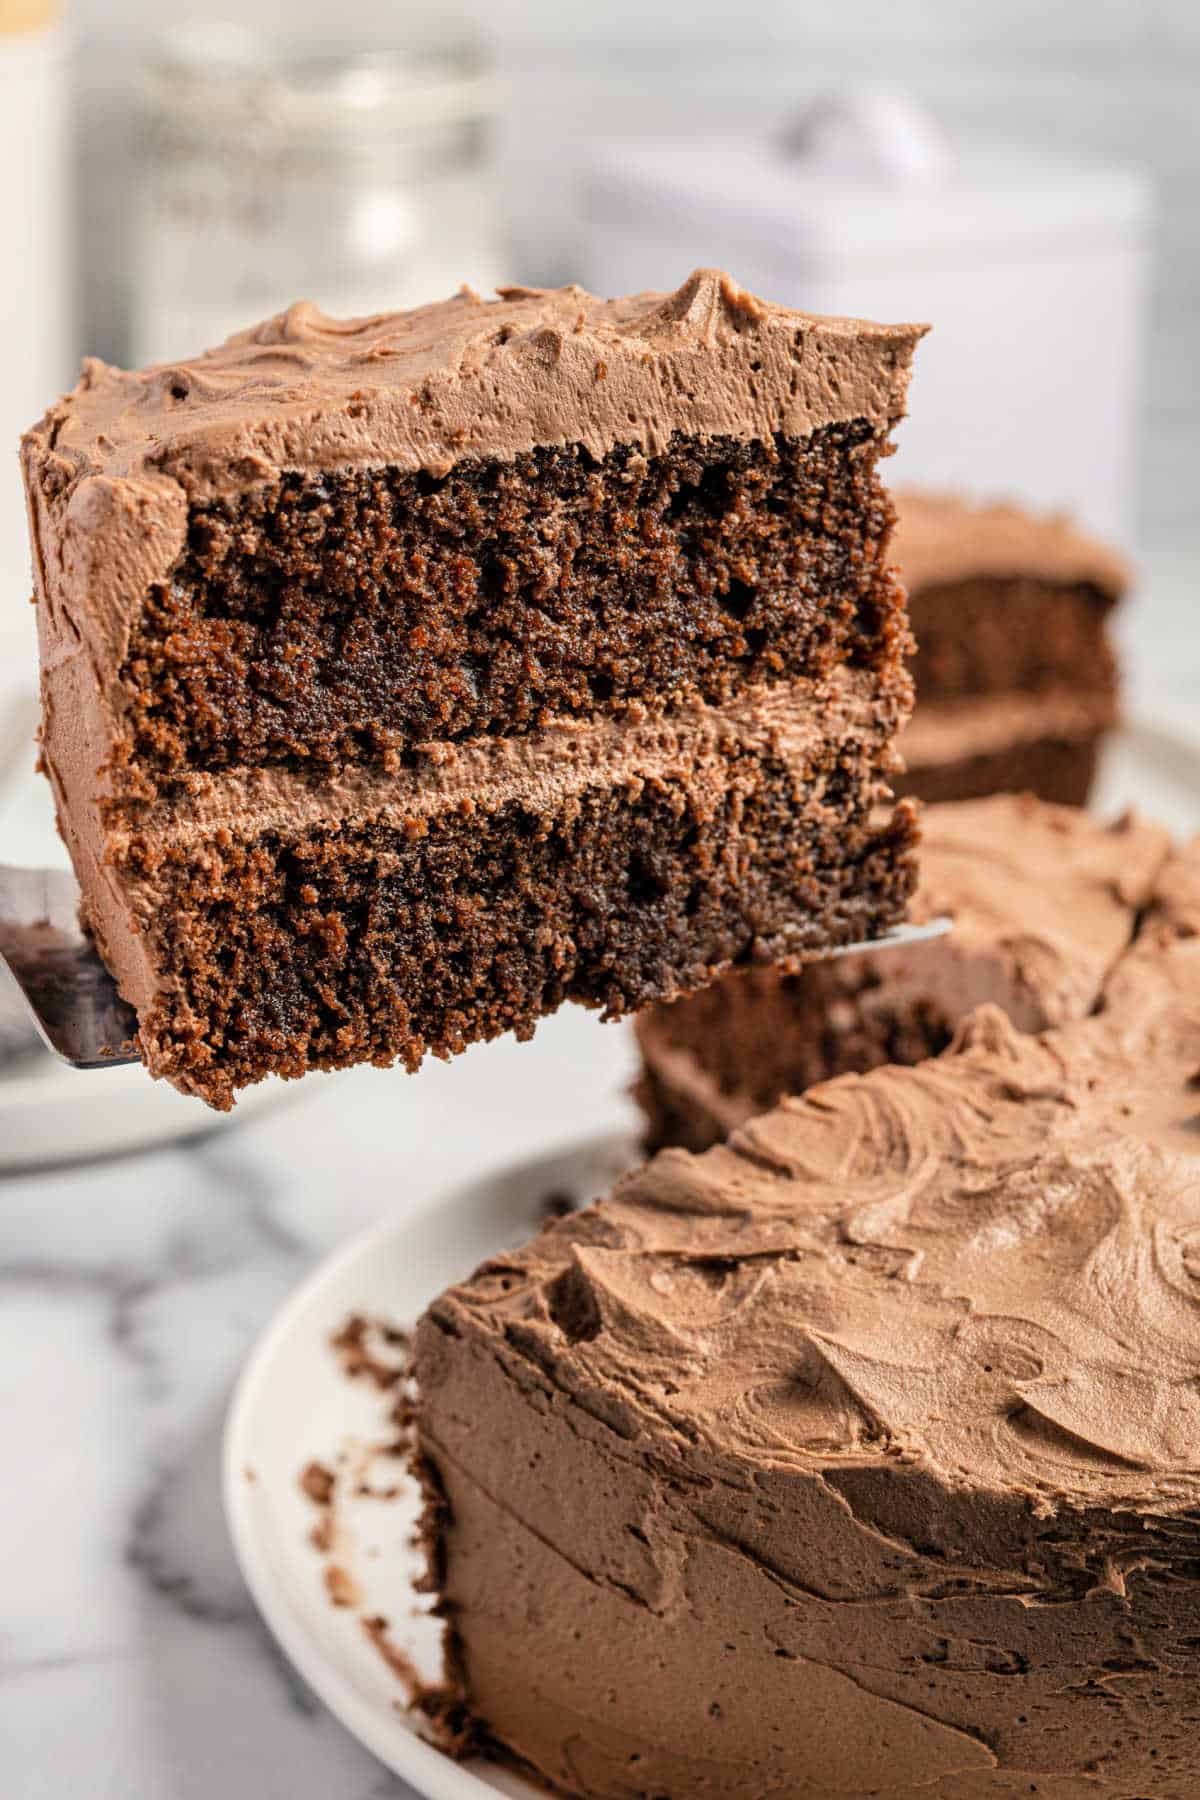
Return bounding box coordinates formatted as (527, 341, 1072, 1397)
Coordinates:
(132, 24, 504, 366)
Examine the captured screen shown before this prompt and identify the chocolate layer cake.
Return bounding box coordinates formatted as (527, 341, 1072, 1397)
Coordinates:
(894, 492, 1126, 806)
(23, 271, 923, 1107)
(414, 836, 1200, 1799)
(636, 794, 1169, 1152)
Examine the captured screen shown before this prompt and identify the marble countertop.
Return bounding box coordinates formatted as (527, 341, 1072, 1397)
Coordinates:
(1, 1002, 639, 1800)
(0, 549, 1196, 1799)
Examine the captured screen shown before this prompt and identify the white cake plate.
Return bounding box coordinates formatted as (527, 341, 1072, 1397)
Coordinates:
(224, 1133, 637, 1800)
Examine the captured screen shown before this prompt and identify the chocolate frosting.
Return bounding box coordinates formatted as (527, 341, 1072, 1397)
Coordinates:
(871, 794, 1167, 1028)
(455, 988, 1200, 1508)
(894, 489, 1129, 598)
(899, 687, 1116, 769)
(417, 839, 1200, 1797)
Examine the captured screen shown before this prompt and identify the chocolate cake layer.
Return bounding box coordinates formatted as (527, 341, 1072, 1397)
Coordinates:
(415, 838, 1200, 1799)
(24, 271, 922, 1101)
(908, 573, 1119, 705)
(116, 423, 904, 780)
(92, 675, 916, 1109)
(897, 731, 1102, 808)
(893, 492, 1124, 806)
(636, 795, 1167, 1151)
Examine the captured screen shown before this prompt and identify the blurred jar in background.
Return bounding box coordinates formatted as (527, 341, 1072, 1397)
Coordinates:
(133, 24, 504, 366)
(0, 0, 73, 643)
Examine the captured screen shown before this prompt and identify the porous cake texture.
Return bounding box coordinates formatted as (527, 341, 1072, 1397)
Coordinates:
(415, 830, 1200, 1800)
(636, 795, 1169, 1152)
(24, 271, 923, 1107)
(894, 492, 1125, 806)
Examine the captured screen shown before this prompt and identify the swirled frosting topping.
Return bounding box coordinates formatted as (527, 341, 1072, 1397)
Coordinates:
(22, 267, 924, 710)
(29, 269, 923, 501)
(447, 880, 1200, 1511)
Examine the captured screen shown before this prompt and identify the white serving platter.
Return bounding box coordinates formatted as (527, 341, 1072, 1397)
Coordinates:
(224, 1133, 637, 1800)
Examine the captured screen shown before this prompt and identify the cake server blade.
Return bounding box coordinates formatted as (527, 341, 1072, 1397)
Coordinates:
(0, 861, 951, 1073)
(0, 864, 139, 1069)
(823, 916, 951, 959)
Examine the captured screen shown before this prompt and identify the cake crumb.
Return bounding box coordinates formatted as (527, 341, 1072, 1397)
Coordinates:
(362, 1616, 479, 1759)
(324, 1564, 360, 1608)
(299, 1459, 335, 1507)
(330, 1314, 408, 1389)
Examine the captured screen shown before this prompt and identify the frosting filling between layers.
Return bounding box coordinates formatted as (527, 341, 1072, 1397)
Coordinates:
(899, 685, 1116, 768)
(112, 665, 906, 852)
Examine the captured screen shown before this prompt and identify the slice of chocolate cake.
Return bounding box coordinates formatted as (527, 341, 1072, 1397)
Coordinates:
(894, 491, 1125, 805)
(23, 271, 924, 1107)
(636, 794, 1169, 1151)
(414, 837, 1200, 1799)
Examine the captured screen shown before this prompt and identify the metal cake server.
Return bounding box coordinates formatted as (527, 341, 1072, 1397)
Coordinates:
(0, 865, 140, 1069)
(0, 859, 952, 1073)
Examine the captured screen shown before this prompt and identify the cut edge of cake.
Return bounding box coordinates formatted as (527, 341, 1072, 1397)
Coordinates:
(634, 793, 1170, 1151)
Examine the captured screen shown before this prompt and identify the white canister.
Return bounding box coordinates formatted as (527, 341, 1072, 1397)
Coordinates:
(0, 0, 73, 640)
(583, 95, 1151, 545)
